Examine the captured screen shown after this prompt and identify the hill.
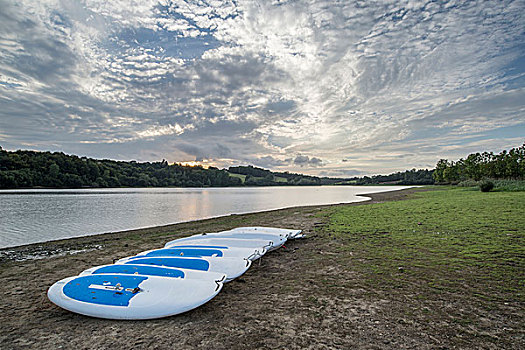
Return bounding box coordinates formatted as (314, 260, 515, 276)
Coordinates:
(0, 146, 439, 189)
(0, 147, 341, 189)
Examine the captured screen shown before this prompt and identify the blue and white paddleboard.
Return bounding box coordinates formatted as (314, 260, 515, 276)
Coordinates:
(115, 256, 251, 281)
(228, 226, 303, 238)
(164, 237, 273, 251)
(154, 244, 267, 260)
(79, 263, 227, 282)
(119, 246, 263, 261)
(48, 274, 223, 320)
(185, 232, 288, 250)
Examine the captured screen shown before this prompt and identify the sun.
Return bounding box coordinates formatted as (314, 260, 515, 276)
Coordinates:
(178, 161, 209, 168)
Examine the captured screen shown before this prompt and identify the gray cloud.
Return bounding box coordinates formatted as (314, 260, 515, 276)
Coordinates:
(319, 169, 366, 177)
(251, 156, 288, 169)
(293, 155, 324, 167)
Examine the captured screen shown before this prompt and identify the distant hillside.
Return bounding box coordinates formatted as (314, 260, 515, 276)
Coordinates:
(228, 165, 342, 186)
(0, 147, 241, 189)
(345, 169, 435, 185)
(0, 147, 340, 189)
(0, 147, 438, 189)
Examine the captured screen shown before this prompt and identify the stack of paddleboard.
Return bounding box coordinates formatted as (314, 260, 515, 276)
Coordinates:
(48, 226, 304, 320)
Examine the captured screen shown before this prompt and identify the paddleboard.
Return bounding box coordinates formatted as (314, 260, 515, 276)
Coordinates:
(116, 256, 251, 281)
(48, 274, 223, 320)
(155, 244, 266, 260)
(164, 237, 273, 251)
(228, 226, 303, 238)
(179, 232, 287, 250)
(120, 246, 262, 261)
(79, 263, 227, 282)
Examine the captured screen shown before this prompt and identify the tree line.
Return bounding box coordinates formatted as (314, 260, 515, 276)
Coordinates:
(0, 148, 341, 189)
(0, 147, 242, 189)
(349, 169, 435, 185)
(432, 143, 525, 184)
(4, 143, 520, 189)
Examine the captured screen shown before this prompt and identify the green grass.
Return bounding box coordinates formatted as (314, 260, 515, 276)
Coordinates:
(227, 172, 290, 184)
(228, 172, 247, 183)
(493, 179, 525, 191)
(326, 187, 524, 301)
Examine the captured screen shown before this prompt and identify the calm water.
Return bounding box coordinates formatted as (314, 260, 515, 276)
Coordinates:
(0, 186, 409, 248)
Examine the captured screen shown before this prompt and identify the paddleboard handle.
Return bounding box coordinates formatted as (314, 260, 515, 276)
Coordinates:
(243, 258, 250, 268)
(214, 275, 226, 291)
(247, 250, 260, 261)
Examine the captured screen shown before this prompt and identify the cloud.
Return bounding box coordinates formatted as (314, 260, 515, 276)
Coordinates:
(293, 155, 324, 167)
(319, 169, 366, 177)
(252, 155, 287, 168)
(0, 0, 524, 175)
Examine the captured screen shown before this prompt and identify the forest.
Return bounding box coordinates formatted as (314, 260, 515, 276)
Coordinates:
(432, 143, 525, 184)
(0, 147, 241, 189)
(0, 147, 339, 189)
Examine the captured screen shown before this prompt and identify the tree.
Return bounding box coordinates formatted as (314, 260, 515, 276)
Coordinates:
(49, 163, 60, 178)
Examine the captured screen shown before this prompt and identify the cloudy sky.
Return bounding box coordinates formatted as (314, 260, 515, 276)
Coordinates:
(0, 0, 524, 176)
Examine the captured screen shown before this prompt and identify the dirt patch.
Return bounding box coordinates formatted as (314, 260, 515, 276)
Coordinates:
(3, 187, 520, 349)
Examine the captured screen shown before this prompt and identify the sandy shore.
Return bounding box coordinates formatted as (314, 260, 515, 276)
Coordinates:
(0, 188, 439, 349)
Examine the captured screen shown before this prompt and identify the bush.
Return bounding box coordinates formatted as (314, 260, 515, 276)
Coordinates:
(480, 180, 494, 192)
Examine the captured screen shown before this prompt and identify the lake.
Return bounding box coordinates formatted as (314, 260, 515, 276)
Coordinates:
(0, 186, 410, 248)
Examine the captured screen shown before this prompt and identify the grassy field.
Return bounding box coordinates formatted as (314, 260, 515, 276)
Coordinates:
(327, 187, 524, 299)
(492, 179, 525, 191)
(227, 172, 247, 182)
(322, 187, 524, 346)
(227, 172, 289, 184)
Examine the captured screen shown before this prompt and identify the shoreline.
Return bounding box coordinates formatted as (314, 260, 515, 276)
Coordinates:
(0, 186, 417, 258)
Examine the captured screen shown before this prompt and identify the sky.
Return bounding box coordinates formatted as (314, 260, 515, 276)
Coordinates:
(0, 0, 524, 177)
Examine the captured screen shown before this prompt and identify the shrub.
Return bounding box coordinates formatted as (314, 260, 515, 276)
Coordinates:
(480, 180, 494, 192)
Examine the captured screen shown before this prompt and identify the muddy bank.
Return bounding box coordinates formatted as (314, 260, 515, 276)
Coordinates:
(0, 188, 461, 349)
